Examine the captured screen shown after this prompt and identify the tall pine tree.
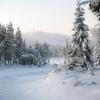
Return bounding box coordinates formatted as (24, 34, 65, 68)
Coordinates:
(15, 27, 23, 63)
(91, 23, 100, 66)
(0, 24, 7, 43)
(0, 24, 7, 61)
(68, 0, 93, 70)
(6, 22, 14, 39)
(2, 22, 14, 64)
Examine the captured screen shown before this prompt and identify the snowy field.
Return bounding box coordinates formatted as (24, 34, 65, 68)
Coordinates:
(0, 58, 100, 100)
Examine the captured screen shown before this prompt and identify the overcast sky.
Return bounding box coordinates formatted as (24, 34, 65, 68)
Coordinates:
(0, 0, 98, 35)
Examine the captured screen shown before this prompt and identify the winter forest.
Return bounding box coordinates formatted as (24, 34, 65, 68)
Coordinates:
(0, 0, 100, 100)
(0, 22, 50, 66)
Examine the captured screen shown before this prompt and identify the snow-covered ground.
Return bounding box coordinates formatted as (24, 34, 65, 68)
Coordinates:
(0, 58, 100, 100)
(0, 63, 53, 100)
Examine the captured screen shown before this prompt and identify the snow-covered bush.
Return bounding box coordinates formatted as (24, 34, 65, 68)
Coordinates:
(19, 54, 34, 65)
(19, 42, 50, 66)
(53, 63, 62, 72)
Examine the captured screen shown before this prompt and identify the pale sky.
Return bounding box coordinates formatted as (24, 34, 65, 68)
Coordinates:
(0, 0, 98, 35)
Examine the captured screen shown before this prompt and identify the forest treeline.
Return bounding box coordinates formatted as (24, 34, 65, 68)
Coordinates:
(0, 22, 50, 66)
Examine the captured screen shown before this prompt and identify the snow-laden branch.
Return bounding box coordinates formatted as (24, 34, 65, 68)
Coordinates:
(78, 0, 99, 5)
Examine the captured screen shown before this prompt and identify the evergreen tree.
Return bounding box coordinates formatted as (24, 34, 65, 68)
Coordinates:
(2, 37, 14, 64)
(0, 24, 7, 61)
(0, 24, 7, 43)
(41, 42, 50, 64)
(91, 23, 100, 66)
(34, 42, 42, 66)
(68, 0, 93, 70)
(7, 22, 14, 39)
(2, 22, 14, 64)
(15, 27, 23, 63)
(94, 42, 100, 66)
(33, 42, 50, 67)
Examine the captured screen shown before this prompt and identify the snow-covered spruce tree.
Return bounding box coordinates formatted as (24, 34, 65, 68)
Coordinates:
(0, 24, 7, 61)
(21, 40, 27, 54)
(0, 24, 7, 43)
(6, 22, 14, 39)
(2, 22, 14, 64)
(94, 42, 100, 66)
(41, 42, 50, 64)
(33, 42, 50, 67)
(15, 27, 23, 63)
(91, 23, 100, 66)
(34, 42, 43, 67)
(68, 0, 93, 70)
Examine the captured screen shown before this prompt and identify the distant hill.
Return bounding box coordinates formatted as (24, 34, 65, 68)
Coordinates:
(22, 31, 71, 46)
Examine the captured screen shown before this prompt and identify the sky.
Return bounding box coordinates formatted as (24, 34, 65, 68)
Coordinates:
(0, 0, 98, 35)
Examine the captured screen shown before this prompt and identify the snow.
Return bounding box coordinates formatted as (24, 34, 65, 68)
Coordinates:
(0, 58, 100, 100)
(0, 64, 53, 100)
